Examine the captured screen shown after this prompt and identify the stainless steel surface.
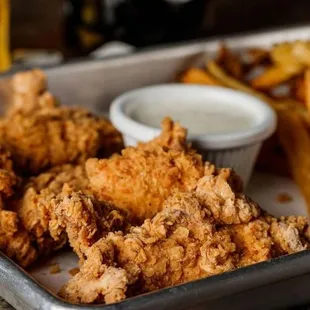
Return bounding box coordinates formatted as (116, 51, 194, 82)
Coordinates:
(2, 25, 310, 310)
(1, 250, 310, 310)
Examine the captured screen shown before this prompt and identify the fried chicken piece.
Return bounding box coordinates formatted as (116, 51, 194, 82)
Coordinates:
(52, 185, 128, 261)
(12, 164, 89, 253)
(228, 214, 310, 267)
(0, 146, 37, 267)
(59, 192, 237, 304)
(138, 117, 189, 151)
(263, 215, 310, 255)
(86, 118, 258, 223)
(8, 69, 57, 116)
(86, 118, 205, 221)
(0, 210, 37, 267)
(195, 165, 260, 224)
(12, 164, 128, 257)
(228, 219, 273, 266)
(0, 70, 123, 175)
(0, 145, 19, 204)
(60, 239, 128, 304)
(60, 186, 310, 305)
(0, 107, 123, 175)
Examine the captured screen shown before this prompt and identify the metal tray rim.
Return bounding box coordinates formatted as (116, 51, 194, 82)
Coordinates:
(44, 23, 310, 75)
(1, 249, 310, 310)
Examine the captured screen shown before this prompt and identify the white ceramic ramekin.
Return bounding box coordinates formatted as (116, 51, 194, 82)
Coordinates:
(110, 84, 276, 186)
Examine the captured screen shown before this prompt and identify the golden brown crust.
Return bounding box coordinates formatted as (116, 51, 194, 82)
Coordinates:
(86, 118, 204, 221)
(0, 107, 123, 175)
(0, 69, 123, 175)
(12, 164, 89, 254)
(52, 185, 128, 261)
(60, 186, 310, 304)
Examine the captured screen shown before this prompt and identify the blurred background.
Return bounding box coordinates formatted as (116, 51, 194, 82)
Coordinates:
(1, 0, 310, 73)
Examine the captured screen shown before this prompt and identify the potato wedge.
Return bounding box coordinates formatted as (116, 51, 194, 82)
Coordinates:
(277, 109, 310, 210)
(292, 41, 310, 66)
(180, 68, 222, 86)
(217, 44, 243, 79)
(251, 65, 302, 90)
(292, 76, 306, 103)
(246, 48, 270, 66)
(207, 60, 279, 109)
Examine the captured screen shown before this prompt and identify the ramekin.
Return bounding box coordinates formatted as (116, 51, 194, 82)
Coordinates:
(110, 84, 276, 186)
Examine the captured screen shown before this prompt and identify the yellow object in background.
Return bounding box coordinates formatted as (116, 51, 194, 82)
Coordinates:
(0, 0, 10, 72)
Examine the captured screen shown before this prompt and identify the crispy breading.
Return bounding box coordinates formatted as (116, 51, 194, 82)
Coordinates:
(0, 107, 123, 175)
(60, 189, 310, 304)
(195, 167, 260, 224)
(0, 69, 123, 175)
(0, 210, 37, 267)
(0, 145, 19, 201)
(11, 164, 128, 258)
(8, 69, 56, 116)
(0, 146, 37, 267)
(52, 185, 128, 261)
(59, 192, 237, 304)
(228, 219, 273, 266)
(86, 118, 205, 221)
(12, 164, 89, 254)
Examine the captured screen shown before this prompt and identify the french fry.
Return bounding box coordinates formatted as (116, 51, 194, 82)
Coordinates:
(250, 65, 301, 90)
(305, 69, 310, 115)
(277, 109, 310, 210)
(247, 48, 270, 66)
(206, 60, 310, 122)
(217, 44, 243, 79)
(271, 42, 301, 68)
(292, 76, 306, 103)
(207, 60, 279, 109)
(180, 68, 222, 86)
(292, 41, 310, 66)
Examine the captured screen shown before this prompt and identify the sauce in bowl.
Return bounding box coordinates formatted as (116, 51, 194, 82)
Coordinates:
(126, 99, 256, 135)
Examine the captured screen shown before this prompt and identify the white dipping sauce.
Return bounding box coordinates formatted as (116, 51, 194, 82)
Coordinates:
(126, 99, 257, 135)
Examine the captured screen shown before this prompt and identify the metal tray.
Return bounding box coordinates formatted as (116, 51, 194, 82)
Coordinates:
(2, 25, 310, 310)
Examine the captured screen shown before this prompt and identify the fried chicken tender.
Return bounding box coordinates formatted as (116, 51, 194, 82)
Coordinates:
(138, 117, 189, 151)
(60, 176, 310, 304)
(60, 191, 310, 304)
(195, 164, 260, 224)
(0, 70, 123, 175)
(86, 118, 205, 221)
(86, 119, 260, 223)
(0, 146, 37, 267)
(0, 145, 19, 204)
(59, 192, 237, 304)
(11, 164, 128, 257)
(12, 164, 89, 254)
(0, 210, 37, 267)
(9, 69, 57, 116)
(51, 185, 128, 261)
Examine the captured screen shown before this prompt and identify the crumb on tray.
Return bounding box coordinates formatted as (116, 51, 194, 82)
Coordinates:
(69, 267, 80, 276)
(276, 193, 293, 203)
(50, 263, 61, 274)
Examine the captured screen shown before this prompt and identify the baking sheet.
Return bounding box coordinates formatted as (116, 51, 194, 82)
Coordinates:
(1, 25, 310, 310)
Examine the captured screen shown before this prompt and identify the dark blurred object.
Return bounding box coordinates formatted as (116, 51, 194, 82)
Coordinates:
(203, 0, 310, 36)
(10, 0, 105, 58)
(99, 0, 310, 47)
(11, 0, 64, 51)
(66, 0, 105, 56)
(110, 0, 207, 47)
(9, 0, 310, 57)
